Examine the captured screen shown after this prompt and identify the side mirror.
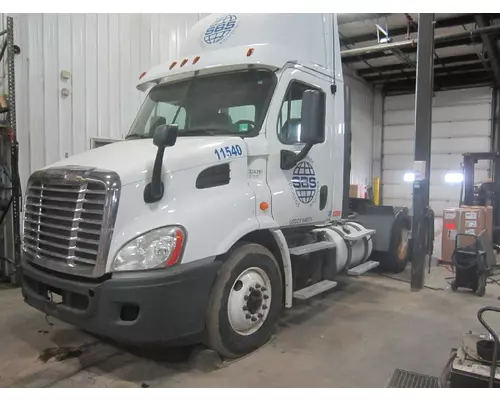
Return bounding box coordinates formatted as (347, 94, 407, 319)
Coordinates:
(148, 116, 166, 137)
(153, 124, 178, 148)
(280, 90, 325, 170)
(144, 124, 178, 204)
(300, 89, 325, 144)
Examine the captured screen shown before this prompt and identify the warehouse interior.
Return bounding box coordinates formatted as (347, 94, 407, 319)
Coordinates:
(1, 13, 500, 388)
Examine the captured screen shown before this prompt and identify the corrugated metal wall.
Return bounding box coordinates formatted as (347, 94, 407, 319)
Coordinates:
(10, 14, 376, 190)
(344, 73, 375, 186)
(382, 86, 492, 216)
(11, 13, 204, 189)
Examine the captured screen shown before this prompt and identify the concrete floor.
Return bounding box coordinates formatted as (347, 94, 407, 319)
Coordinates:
(1, 266, 500, 388)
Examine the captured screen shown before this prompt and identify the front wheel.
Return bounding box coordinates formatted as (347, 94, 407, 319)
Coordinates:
(205, 243, 283, 359)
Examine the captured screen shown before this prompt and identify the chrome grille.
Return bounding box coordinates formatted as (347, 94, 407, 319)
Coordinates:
(22, 168, 120, 277)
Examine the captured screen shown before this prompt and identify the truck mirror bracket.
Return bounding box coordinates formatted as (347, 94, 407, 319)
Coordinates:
(280, 143, 313, 170)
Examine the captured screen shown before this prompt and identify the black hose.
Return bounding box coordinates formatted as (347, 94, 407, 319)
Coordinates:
(477, 307, 500, 388)
(0, 195, 13, 227)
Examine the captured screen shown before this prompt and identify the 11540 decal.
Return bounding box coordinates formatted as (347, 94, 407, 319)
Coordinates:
(215, 145, 243, 160)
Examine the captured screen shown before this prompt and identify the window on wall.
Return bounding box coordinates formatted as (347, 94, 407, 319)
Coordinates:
(277, 81, 321, 145)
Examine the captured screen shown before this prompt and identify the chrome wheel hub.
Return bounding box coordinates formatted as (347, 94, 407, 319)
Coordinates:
(227, 267, 272, 336)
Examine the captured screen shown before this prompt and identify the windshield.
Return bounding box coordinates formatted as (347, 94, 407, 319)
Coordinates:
(127, 70, 276, 139)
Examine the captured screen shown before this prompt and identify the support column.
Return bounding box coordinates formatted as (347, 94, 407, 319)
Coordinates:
(411, 14, 435, 291)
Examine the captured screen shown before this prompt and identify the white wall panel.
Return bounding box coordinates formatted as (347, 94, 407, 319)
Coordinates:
(11, 13, 203, 189)
(384, 120, 490, 140)
(382, 86, 492, 217)
(344, 72, 376, 186)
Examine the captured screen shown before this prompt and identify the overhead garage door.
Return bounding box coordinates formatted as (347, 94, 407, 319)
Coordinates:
(382, 87, 492, 216)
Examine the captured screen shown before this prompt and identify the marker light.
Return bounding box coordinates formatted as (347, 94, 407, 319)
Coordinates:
(180, 58, 188, 67)
(169, 61, 177, 70)
(260, 202, 269, 211)
(139, 71, 146, 80)
(247, 48, 255, 57)
(193, 56, 200, 64)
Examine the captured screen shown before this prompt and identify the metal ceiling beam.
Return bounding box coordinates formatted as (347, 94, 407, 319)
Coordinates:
(475, 14, 500, 87)
(364, 61, 488, 82)
(340, 14, 479, 47)
(343, 36, 484, 63)
(337, 14, 391, 25)
(341, 24, 500, 58)
(383, 70, 491, 93)
(356, 53, 481, 75)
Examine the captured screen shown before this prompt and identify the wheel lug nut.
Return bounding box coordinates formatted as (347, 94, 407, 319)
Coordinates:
(264, 295, 269, 300)
(251, 316, 257, 322)
(258, 313, 263, 318)
(256, 283, 261, 289)
(262, 305, 268, 310)
(244, 295, 249, 300)
(261, 287, 267, 291)
(243, 306, 248, 311)
(249, 287, 254, 292)
(245, 314, 251, 319)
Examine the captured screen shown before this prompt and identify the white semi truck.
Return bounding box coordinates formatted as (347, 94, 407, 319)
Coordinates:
(20, 13, 411, 358)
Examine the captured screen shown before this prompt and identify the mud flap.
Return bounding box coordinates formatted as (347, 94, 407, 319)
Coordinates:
(348, 198, 412, 273)
(348, 198, 411, 252)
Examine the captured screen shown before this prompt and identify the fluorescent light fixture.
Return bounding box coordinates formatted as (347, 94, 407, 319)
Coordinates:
(403, 172, 415, 182)
(445, 172, 463, 183)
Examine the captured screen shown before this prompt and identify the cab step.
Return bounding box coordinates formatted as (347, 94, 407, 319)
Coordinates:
(288, 241, 335, 256)
(347, 261, 380, 276)
(293, 280, 338, 300)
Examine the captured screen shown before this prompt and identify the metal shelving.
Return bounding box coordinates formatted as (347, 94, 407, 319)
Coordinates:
(0, 16, 21, 284)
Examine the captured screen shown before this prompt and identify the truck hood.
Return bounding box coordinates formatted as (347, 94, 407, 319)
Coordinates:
(47, 136, 246, 186)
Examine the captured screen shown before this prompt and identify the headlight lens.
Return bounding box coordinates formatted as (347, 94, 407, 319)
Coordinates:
(112, 226, 186, 272)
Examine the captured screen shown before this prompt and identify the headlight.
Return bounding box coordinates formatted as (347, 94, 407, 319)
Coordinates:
(112, 226, 186, 272)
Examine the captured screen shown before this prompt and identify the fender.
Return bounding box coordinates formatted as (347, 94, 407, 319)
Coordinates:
(271, 229, 293, 308)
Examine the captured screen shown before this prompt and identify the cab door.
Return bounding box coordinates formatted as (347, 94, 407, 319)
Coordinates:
(265, 69, 334, 227)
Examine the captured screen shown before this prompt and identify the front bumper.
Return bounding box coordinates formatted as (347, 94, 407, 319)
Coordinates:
(21, 259, 221, 345)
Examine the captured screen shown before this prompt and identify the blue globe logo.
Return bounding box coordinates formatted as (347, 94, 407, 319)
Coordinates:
(292, 161, 317, 204)
(204, 15, 238, 45)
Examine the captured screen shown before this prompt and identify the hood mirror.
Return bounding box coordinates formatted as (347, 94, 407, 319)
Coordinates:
(144, 124, 178, 203)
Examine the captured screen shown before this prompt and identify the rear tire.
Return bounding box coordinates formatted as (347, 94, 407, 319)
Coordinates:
(376, 213, 410, 274)
(205, 243, 283, 359)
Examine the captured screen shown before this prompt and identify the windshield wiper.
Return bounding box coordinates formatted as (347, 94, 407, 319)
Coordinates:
(125, 133, 148, 140)
(180, 128, 235, 136)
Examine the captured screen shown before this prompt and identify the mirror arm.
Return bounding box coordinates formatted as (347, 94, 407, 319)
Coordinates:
(144, 146, 166, 203)
(280, 143, 313, 170)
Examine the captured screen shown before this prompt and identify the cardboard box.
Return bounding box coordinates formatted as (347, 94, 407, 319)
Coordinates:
(349, 185, 358, 198)
(441, 206, 493, 263)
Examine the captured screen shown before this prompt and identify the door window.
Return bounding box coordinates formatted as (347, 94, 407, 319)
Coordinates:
(277, 81, 322, 145)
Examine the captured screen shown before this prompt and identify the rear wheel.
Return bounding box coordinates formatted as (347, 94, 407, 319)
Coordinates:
(377, 214, 410, 274)
(205, 243, 283, 359)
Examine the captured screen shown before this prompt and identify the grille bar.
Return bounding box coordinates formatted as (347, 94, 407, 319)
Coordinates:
(24, 235, 98, 256)
(28, 185, 106, 195)
(25, 214, 102, 226)
(24, 227, 100, 245)
(26, 194, 105, 205)
(26, 202, 104, 215)
(23, 243, 96, 265)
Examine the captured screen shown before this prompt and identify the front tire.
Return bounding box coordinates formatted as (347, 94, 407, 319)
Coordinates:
(205, 243, 283, 359)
